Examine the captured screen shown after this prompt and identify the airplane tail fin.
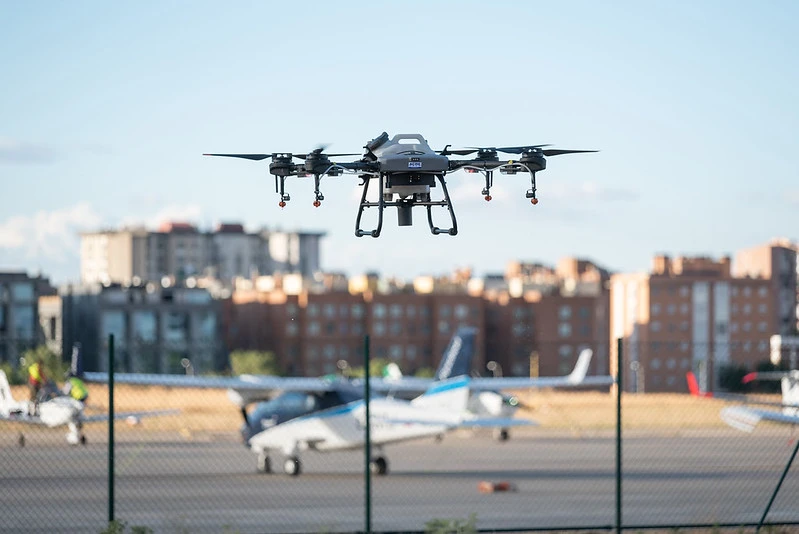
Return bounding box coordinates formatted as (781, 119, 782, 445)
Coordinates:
(69, 343, 84, 378)
(434, 327, 477, 381)
(686, 371, 702, 396)
(411, 376, 470, 413)
(566, 349, 593, 385)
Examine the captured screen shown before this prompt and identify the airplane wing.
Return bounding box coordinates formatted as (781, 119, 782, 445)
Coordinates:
(0, 412, 50, 426)
(372, 349, 613, 394)
(721, 405, 799, 433)
(81, 409, 181, 423)
(83, 372, 340, 407)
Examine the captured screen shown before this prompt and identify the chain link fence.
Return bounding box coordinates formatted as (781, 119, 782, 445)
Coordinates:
(3, 339, 799, 533)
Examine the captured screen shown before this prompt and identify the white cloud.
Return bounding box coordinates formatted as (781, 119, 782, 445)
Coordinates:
(0, 203, 102, 261)
(0, 137, 59, 164)
(118, 204, 206, 230)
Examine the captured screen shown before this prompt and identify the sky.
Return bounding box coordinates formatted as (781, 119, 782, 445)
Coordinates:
(1, 1, 797, 285)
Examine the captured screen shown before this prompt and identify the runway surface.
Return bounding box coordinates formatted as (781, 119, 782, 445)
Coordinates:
(3, 426, 799, 533)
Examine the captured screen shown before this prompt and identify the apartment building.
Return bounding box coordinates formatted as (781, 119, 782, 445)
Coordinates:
(80, 222, 325, 286)
(610, 241, 798, 393)
(0, 272, 56, 365)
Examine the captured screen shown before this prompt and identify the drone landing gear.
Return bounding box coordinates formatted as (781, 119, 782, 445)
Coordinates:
(275, 176, 290, 208)
(355, 174, 458, 237)
(481, 170, 494, 201)
(312, 174, 324, 208)
(525, 171, 539, 205)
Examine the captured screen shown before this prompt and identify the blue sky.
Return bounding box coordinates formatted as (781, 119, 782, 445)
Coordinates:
(1, 1, 797, 284)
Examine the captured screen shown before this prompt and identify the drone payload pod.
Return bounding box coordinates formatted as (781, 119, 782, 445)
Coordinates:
(204, 132, 596, 238)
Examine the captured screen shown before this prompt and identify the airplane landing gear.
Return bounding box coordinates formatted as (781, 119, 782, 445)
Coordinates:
(495, 428, 510, 441)
(257, 451, 272, 474)
(284, 456, 302, 476)
(18, 433, 25, 447)
(370, 456, 389, 475)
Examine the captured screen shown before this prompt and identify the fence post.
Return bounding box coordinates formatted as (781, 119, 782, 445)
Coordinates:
(756, 437, 799, 532)
(108, 333, 115, 524)
(616, 337, 623, 534)
(363, 334, 372, 534)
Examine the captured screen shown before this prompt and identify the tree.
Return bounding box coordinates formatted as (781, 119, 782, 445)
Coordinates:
(228, 350, 282, 376)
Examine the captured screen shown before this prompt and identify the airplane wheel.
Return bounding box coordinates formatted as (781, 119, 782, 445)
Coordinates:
(284, 457, 301, 476)
(496, 429, 510, 442)
(257, 452, 272, 474)
(370, 456, 388, 475)
(18, 433, 25, 448)
(80, 435, 87, 446)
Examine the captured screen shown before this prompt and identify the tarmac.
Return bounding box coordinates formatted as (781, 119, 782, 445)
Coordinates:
(2, 426, 799, 533)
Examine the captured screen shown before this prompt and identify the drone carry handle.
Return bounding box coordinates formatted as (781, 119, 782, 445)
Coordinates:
(426, 175, 458, 236)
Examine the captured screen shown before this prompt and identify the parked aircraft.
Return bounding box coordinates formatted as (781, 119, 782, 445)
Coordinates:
(84, 328, 613, 475)
(0, 369, 179, 446)
(686, 370, 799, 432)
(375, 327, 609, 440)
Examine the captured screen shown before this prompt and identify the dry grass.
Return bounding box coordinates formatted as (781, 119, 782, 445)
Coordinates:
(9, 383, 773, 435)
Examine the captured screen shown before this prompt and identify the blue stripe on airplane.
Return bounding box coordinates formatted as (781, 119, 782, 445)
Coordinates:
(425, 377, 469, 396)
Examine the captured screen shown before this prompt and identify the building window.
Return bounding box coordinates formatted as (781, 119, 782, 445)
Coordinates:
(307, 321, 321, 336)
(758, 286, 768, 297)
(743, 286, 752, 297)
(651, 358, 661, 370)
(373, 322, 386, 336)
(390, 304, 403, 318)
(680, 303, 689, 315)
(324, 304, 336, 318)
(651, 303, 661, 316)
(730, 322, 738, 333)
(286, 322, 299, 336)
(373, 304, 386, 319)
(667, 304, 676, 315)
(579, 307, 590, 318)
(351, 304, 364, 319)
(308, 303, 319, 318)
(390, 322, 402, 336)
(559, 345, 573, 357)
(323, 345, 336, 360)
(406, 345, 417, 361)
(512, 323, 527, 337)
(679, 286, 690, 297)
(558, 323, 572, 338)
(666, 358, 676, 370)
(743, 322, 752, 332)
(389, 345, 403, 359)
(438, 320, 450, 334)
(455, 304, 469, 319)
(758, 322, 768, 332)
(758, 304, 768, 314)
(743, 304, 751, 315)
(650, 321, 661, 332)
(559, 306, 572, 320)
(406, 305, 416, 318)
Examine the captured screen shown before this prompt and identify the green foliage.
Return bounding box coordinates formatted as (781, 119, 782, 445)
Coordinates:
(229, 350, 282, 376)
(347, 358, 393, 378)
(414, 367, 435, 378)
(424, 512, 477, 534)
(0, 362, 26, 385)
(718, 363, 749, 392)
(99, 521, 153, 534)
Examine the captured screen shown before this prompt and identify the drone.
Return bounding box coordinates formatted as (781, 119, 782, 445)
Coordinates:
(204, 132, 596, 238)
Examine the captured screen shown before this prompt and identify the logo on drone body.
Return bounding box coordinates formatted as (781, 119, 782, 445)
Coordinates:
(407, 161, 422, 168)
(438, 336, 462, 379)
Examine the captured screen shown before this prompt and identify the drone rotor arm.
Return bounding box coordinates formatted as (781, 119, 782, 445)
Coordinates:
(541, 149, 599, 157)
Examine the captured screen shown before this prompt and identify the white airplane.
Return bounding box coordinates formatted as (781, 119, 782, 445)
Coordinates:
(719, 370, 799, 433)
(686, 370, 799, 432)
(84, 328, 613, 475)
(374, 327, 609, 440)
(0, 347, 179, 446)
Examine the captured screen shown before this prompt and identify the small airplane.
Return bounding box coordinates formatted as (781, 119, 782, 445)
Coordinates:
(0, 347, 179, 446)
(84, 328, 613, 475)
(686, 370, 799, 432)
(374, 327, 610, 441)
(204, 132, 597, 237)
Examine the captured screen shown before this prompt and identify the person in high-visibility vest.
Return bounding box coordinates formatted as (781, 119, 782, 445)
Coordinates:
(27, 358, 46, 403)
(62, 372, 89, 402)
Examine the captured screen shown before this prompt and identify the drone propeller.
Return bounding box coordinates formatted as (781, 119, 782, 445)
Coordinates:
(540, 149, 598, 157)
(293, 145, 359, 159)
(203, 153, 274, 161)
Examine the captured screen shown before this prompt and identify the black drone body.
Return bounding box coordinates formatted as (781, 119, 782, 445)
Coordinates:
(204, 133, 596, 238)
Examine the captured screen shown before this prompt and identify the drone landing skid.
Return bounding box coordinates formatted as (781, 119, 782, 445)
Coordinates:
(355, 175, 458, 237)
